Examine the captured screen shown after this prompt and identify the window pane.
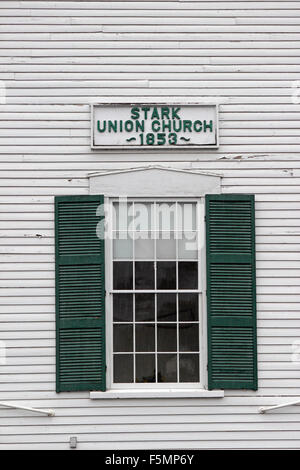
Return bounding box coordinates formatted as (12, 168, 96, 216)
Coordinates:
(177, 203, 196, 231)
(157, 323, 177, 352)
(114, 354, 133, 383)
(179, 354, 199, 382)
(178, 232, 198, 260)
(113, 324, 133, 352)
(135, 324, 155, 352)
(113, 294, 133, 322)
(179, 294, 198, 322)
(157, 293, 177, 322)
(113, 261, 133, 290)
(133, 203, 153, 231)
(135, 235, 154, 260)
(157, 261, 176, 290)
(158, 354, 177, 382)
(156, 202, 176, 231)
(156, 232, 176, 259)
(114, 202, 133, 231)
(179, 323, 199, 352)
(135, 294, 155, 322)
(136, 354, 156, 383)
(113, 235, 133, 259)
(135, 262, 155, 290)
(178, 262, 198, 289)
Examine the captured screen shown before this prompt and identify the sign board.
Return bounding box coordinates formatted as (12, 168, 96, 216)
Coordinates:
(91, 103, 218, 149)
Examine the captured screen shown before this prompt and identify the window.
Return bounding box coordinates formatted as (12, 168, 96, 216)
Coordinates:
(55, 186, 257, 395)
(108, 200, 205, 388)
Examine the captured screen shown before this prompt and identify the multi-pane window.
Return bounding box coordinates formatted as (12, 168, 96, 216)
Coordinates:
(110, 200, 202, 385)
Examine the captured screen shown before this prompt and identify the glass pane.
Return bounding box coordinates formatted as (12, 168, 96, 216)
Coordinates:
(156, 232, 176, 259)
(179, 294, 198, 322)
(157, 262, 176, 290)
(113, 262, 133, 290)
(113, 235, 133, 259)
(133, 203, 153, 231)
(179, 354, 199, 382)
(135, 294, 155, 322)
(178, 262, 198, 289)
(136, 354, 155, 383)
(157, 293, 177, 322)
(113, 324, 133, 352)
(135, 235, 155, 260)
(135, 324, 155, 352)
(157, 354, 177, 382)
(177, 203, 196, 231)
(113, 202, 133, 231)
(135, 262, 155, 290)
(156, 202, 176, 231)
(179, 323, 199, 352)
(157, 323, 177, 352)
(114, 354, 133, 383)
(113, 294, 133, 322)
(178, 232, 198, 260)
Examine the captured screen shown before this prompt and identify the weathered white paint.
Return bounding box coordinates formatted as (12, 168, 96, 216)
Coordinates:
(90, 390, 225, 399)
(89, 166, 221, 196)
(1, 0, 300, 450)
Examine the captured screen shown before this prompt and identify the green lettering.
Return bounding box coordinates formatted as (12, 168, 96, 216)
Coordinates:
(193, 120, 202, 132)
(135, 120, 145, 132)
(131, 107, 140, 120)
(162, 120, 172, 132)
(172, 107, 181, 119)
(141, 106, 150, 119)
(125, 120, 134, 132)
(204, 120, 213, 132)
(161, 106, 170, 119)
(152, 120, 161, 132)
(151, 107, 160, 120)
(97, 120, 106, 133)
(173, 120, 182, 133)
(108, 120, 117, 133)
(183, 120, 192, 132)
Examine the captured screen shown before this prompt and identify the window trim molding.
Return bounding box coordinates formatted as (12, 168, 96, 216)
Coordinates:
(106, 197, 206, 390)
(88, 165, 222, 198)
(90, 389, 224, 400)
(88, 166, 222, 398)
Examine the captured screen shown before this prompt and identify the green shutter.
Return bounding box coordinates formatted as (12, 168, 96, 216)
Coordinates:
(206, 194, 257, 390)
(55, 195, 106, 392)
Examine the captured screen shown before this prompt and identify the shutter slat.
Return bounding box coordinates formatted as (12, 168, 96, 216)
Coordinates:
(55, 195, 106, 393)
(206, 194, 257, 390)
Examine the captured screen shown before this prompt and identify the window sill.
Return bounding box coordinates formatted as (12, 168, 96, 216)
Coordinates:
(90, 389, 224, 400)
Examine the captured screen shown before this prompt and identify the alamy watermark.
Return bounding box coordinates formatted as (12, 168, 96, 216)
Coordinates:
(0, 81, 6, 104)
(95, 197, 199, 252)
(291, 81, 300, 104)
(0, 341, 6, 365)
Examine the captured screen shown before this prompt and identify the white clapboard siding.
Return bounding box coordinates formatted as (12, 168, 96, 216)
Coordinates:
(1, 0, 300, 450)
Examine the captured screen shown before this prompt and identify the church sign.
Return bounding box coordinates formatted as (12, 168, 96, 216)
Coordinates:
(91, 103, 218, 149)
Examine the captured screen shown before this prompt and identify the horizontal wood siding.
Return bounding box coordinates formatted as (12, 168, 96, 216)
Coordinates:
(1, 0, 300, 449)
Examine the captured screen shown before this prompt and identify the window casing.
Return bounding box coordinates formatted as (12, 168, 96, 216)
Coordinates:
(105, 198, 207, 390)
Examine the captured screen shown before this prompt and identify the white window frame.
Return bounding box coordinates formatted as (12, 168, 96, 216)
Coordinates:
(89, 166, 224, 399)
(105, 196, 207, 390)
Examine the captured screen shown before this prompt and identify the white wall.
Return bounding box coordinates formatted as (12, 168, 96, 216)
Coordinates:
(1, 0, 300, 449)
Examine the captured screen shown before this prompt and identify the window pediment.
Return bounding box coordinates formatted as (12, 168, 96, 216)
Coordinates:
(88, 166, 221, 197)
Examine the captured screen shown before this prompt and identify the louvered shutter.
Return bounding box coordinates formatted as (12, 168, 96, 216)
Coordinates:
(206, 194, 257, 390)
(55, 195, 106, 392)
